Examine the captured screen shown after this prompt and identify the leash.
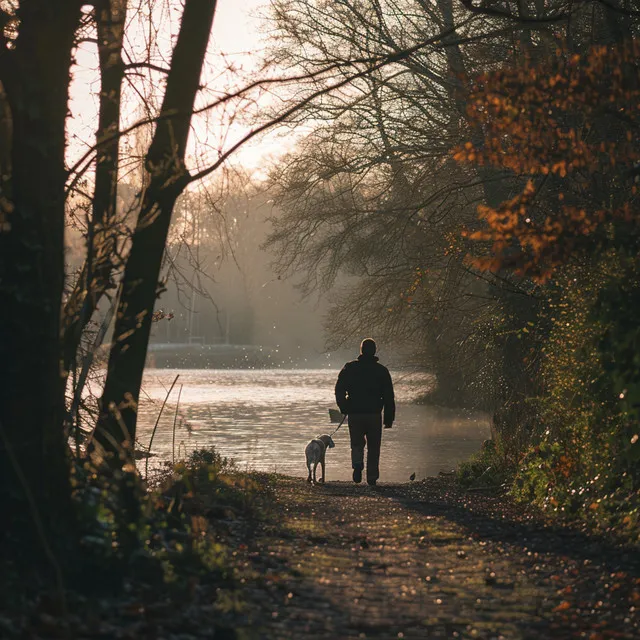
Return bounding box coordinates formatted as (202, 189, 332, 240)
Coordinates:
(329, 413, 347, 438)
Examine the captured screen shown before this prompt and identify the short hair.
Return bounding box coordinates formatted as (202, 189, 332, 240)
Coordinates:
(360, 338, 377, 356)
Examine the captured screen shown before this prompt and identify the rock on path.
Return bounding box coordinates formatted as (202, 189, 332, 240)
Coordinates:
(226, 476, 640, 640)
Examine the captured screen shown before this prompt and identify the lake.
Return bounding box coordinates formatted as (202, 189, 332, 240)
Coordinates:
(137, 368, 491, 482)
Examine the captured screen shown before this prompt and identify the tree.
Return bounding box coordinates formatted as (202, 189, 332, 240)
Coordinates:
(455, 41, 640, 282)
(0, 0, 84, 556)
(450, 3, 640, 511)
(63, 0, 127, 374)
(456, 35, 640, 416)
(263, 0, 640, 426)
(264, 0, 537, 408)
(94, 0, 217, 463)
(0, 0, 228, 571)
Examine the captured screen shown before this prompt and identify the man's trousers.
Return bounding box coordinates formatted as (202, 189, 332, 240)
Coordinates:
(348, 413, 382, 483)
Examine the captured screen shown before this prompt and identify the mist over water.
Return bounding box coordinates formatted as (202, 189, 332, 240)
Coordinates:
(137, 369, 490, 482)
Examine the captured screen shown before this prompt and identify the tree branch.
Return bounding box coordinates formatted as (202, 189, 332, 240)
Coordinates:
(187, 20, 475, 184)
(458, 0, 570, 22)
(457, 0, 640, 22)
(63, 0, 127, 371)
(65, 16, 477, 193)
(124, 61, 171, 75)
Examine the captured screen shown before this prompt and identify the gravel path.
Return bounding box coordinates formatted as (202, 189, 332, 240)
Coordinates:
(227, 476, 640, 640)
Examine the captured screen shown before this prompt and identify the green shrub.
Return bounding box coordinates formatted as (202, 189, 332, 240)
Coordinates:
(457, 438, 513, 489)
(504, 257, 640, 540)
(70, 446, 262, 590)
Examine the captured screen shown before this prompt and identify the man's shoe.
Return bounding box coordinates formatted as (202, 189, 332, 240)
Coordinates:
(353, 467, 362, 483)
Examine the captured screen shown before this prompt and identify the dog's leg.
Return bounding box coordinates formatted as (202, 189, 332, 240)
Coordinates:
(312, 462, 318, 483)
(306, 460, 312, 483)
(319, 456, 325, 483)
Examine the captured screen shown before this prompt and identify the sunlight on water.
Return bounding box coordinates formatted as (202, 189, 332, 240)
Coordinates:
(137, 369, 491, 482)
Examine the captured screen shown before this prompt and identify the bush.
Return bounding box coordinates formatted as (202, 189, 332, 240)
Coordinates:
(512, 438, 640, 537)
(504, 259, 640, 540)
(69, 446, 263, 592)
(457, 438, 513, 490)
(154, 447, 265, 515)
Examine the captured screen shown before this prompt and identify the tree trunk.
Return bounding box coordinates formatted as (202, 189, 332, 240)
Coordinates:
(63, 0, 127, 373)
(95, 0, 218, 464)
(0, 1, 81, 558)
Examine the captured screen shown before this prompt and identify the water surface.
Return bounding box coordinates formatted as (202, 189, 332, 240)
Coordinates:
(137, 369, 490, 482)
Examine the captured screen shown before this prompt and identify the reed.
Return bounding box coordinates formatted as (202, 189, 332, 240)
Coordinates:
(145, 374, 180, 479)
(172, 383, 183, 465)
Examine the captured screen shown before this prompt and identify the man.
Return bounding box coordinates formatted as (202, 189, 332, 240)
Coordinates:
(335, 338, 395, 486)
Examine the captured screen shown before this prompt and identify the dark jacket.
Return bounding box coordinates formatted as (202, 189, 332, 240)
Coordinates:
(335, 355, 395, 426)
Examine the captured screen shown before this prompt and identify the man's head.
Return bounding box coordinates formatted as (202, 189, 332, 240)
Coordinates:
(360, 338, 377, 357)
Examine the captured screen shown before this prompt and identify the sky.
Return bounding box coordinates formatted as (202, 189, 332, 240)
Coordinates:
(212, 0, 267, 54)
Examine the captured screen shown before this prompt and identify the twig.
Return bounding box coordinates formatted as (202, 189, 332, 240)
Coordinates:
(72, 363, 79, 457)
(145, 374, 179, 479)
(172, 384, 183, 466)
(68, 302, 116, 441)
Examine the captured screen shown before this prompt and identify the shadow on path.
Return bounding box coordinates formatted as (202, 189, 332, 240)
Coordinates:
(228, 476, 640, 639)
(378, 481, 640, 581)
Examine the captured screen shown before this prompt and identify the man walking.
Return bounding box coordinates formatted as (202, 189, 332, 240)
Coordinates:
(335, 338, 395, 486)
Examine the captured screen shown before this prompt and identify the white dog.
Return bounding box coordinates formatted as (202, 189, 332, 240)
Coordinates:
(305, 434, 335, 484)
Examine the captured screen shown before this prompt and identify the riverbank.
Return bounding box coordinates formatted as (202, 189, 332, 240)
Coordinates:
(134, 368, 489, 482)
(3, 465, 639, 639)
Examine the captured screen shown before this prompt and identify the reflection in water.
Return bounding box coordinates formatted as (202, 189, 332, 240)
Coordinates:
(137, 369, 490, 482)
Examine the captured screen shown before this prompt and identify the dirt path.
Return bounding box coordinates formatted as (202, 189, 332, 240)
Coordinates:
(225, 476, 640, 640)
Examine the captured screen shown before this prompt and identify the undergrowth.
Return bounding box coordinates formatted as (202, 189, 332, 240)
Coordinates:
(510, 436, 640, 539)
(456, 438, 514, 490)
(67, 446, 267, 593)
(458, 260, 640, 544)
(1, 447, 272, 636)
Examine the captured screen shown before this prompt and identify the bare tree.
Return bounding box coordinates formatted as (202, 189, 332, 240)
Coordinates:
(263, 0, 524, 406)
(263, 0, 640, 421)
(63, 0, 127, 373)
(92, 0, 217, 462)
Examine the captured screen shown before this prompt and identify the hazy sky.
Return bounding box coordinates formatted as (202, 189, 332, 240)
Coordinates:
(212, 0, 267, 55)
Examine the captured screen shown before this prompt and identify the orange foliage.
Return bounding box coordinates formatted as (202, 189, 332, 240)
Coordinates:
(454, 41, 640, 281)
